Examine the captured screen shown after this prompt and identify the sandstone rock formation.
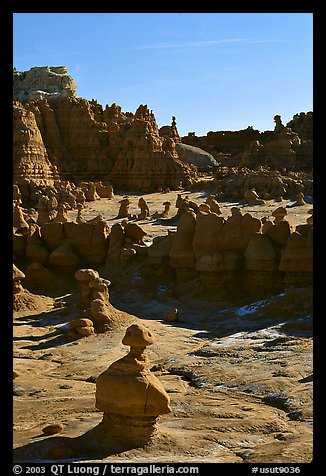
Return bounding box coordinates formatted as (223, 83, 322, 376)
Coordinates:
(175, 194, 198, 217)
(95, 182, 114, 199)
(65, 318, 95, 340)
(138, 197, 150, 220)
(52, 203, 70, 223)
(272, 207, 288, 223)
(75, 269, 100, 306)
(74, 267, 128, 333)
(182, 112, 313, 170)
(13, 102, 59, 185)
(213, 167, 312, 201)
(205, 195, 222, 215)
(106, 223, 125, 263)
(118, 198, 130, 218)
(95, 324, 171, 448)
(162, 201, 171, 217)
(123, 222, 147, 245)
(243, 188, 265, 205)
(279, 228, 313, 286)
(159, 115, 181, 142)
(26, 223, 49, 265)
(169, 210, 197, 271)
(14, 83, 197, 192)
(147, 232, 175, 266)
(13, 66, 77, 102)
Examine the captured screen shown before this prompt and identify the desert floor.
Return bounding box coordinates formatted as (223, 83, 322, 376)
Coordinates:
(13, 190, 313, 464)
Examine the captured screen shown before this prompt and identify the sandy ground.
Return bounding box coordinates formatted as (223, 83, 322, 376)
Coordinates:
(67, 190, 313, 244)
(13, 191, 313, 464)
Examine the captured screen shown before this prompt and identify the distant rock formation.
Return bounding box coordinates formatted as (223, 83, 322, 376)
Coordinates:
(213, 167, 313, 200)
(13, 66, 312, 191)
(13, 66, 77, 102)
(181, 113, 313, 171)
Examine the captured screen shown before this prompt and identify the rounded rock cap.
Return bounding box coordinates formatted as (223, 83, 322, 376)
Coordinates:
(74, 268, 99, 282)
(122, 324, 156, 347)
(272, 207, 287, 218)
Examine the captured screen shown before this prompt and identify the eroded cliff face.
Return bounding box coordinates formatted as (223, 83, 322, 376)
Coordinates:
(13, 97, 195, 191)
(13, 101, 59, 184)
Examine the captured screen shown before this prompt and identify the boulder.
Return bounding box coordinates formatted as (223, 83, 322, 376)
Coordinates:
(175, 142, 219, 171)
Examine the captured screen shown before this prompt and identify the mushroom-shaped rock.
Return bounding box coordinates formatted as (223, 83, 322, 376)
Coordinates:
(272, 207, 287, 223)
(13, 204, 29, 230)
(95, 324, 171, 447)
(118, 198, 130, 218)
(75, 268, 99, 305)
(138, 197, 150, 220)
(66, 318, 95, 340)
(205, 195, 222, 214)
(123, 222, 147, 244)
(122, 323, 156, 349)
(162, 201, 171, 217)
(89, 276, 111, 302)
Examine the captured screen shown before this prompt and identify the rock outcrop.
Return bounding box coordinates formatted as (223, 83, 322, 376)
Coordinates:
(213, 167, 313, 200)
(13, 79, 197, 191)
(182, 112, 313, 171)
(13, 66, 77, 102)
(143, 204, 312, 296)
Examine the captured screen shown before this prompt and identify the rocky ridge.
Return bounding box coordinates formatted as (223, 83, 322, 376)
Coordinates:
(13, 66, 77, 102)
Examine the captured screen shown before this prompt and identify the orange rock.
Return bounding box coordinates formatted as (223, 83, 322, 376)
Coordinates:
(42, 423, 64, 436)
(67, 318, 94, 330)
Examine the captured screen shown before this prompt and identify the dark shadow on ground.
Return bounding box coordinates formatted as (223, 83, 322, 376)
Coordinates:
(13, 421, 157, 462)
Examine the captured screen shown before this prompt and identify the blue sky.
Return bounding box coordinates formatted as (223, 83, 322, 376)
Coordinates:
(13, 13, 313, 137)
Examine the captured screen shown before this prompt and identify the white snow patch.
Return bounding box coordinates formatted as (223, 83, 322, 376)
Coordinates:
(234, 299, 268, 316)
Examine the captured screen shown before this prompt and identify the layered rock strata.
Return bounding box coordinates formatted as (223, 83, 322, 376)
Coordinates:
(182, 112, 312, 170)
(13, 77, 196, 191)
